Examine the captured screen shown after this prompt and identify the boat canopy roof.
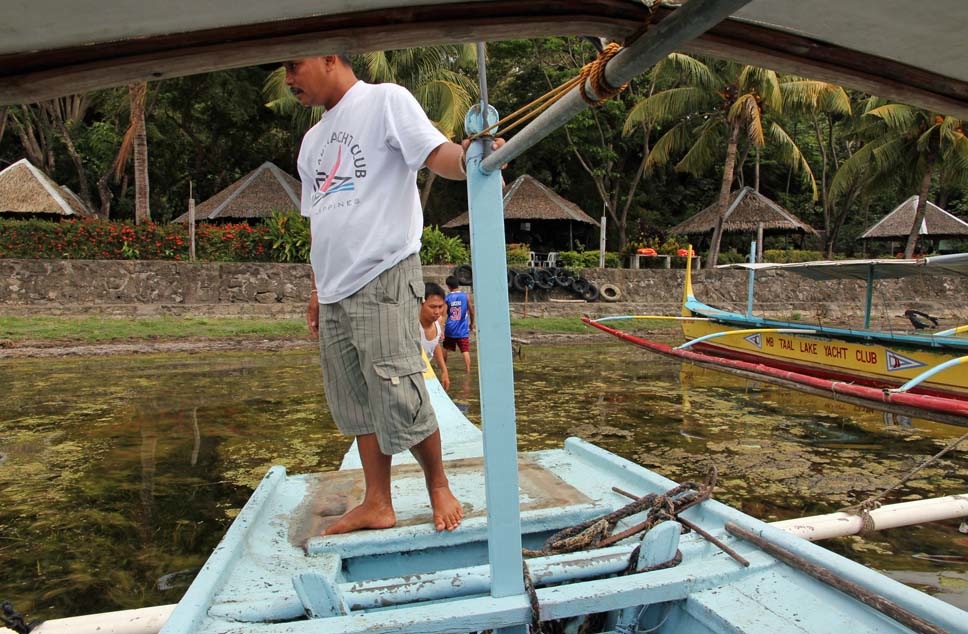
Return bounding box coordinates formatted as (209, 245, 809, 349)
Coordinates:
(2, 0, 968, 115)
(719, 253, 968, 281)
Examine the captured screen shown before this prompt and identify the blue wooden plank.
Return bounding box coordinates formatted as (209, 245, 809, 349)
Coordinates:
(464, 104, 525, 605)
(292, 572, 349, 618)
(306, 503, 603, 559)
(723, 520, 968, 634)
(611, 521, 682, 631)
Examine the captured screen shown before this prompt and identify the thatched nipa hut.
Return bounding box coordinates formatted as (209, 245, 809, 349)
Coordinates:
(670, 187, 817, 237)
(669, 187, 817, 258)
(0, 158, 94, 218)
(173, 161, 300, 223)
(861, 195, 968, 248)
(442, 174, 599, 250)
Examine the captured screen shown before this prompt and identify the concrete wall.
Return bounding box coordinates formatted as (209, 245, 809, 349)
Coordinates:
(1, 260, 966, 328)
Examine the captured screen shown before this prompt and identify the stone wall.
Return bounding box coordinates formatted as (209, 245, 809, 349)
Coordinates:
(1, 260, 966, 328)
(0, 259, 312, 317)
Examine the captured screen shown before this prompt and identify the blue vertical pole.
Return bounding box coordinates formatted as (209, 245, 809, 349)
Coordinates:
(465, 43, 526, 634)
(746, 241, 756, 318)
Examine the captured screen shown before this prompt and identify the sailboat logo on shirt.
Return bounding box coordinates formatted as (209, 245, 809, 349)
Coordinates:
(312, 145, 355, 205)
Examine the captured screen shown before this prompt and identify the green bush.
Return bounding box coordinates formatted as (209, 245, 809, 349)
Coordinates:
(506, 243, 530, 267)
(265, 210, 311, 263)
(604, 252, 622, 268)
(716, 251, 747, 264)
(557, 250, 599, 268)
(762, 249, 824, 263)
(420, 226, 469, 265)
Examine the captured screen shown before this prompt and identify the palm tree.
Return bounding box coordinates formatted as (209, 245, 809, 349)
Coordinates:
(625, 55, 816, 266)
(780, 79, 854, 256)
(113, 82, 151, 224)
(830, 104, 968, 257)
(264, 47, 476, 207)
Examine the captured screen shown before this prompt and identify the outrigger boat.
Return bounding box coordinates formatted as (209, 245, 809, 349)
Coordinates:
(587, 252, 968, 426)
(5, 1, 968, 634)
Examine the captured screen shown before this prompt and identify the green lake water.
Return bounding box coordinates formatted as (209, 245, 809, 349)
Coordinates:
(1, 342, 967, 621)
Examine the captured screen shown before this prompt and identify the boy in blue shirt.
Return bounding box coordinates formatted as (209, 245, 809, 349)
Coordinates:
(442, 275, 475, 374)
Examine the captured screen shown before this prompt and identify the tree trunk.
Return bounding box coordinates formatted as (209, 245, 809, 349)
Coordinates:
(96, 172, 114, 219)
(130, 83, 151, 224)
(707, 120, 742, 268)
(754, 146, 760, 192)
(9, 107, 51, 172)
(45, 100, 96, 211)
(420, 171, 437, 211)
(903, 162, 934, 258)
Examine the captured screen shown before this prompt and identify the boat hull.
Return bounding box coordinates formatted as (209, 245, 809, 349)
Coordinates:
(680, 313, 968, 400)
(155, 376, 968, 634)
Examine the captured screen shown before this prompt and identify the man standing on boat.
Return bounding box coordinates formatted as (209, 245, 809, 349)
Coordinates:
(286, 54, 498, 535)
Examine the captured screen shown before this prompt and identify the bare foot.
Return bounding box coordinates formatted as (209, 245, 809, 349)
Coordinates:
(323, 501, 396, 535)
(430, 485, 463, 531)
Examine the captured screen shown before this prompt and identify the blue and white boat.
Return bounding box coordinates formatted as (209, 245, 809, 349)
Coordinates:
(149, 367, 967, 634)
(4, 1, 968, 633)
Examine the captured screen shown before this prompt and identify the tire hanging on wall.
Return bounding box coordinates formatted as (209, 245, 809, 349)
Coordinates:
(571, 277, 590, 295)
(581, 282, 600, 302)
(453, 264, 473, 286)
(531, 268, 555, 290)
(554, 268, 574, 288)
(598, 283, 622, 302)
(513, 272, 536, 292)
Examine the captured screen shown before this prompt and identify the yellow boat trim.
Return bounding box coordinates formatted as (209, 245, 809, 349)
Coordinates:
(677, 327, 816, 350)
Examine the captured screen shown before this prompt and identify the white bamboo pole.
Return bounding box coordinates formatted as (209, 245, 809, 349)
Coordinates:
(772, 494, 968, 541)
(24, 604, 174, 634)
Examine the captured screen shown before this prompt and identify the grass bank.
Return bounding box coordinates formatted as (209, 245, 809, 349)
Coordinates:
(0, 315, 307, 343)
(0, 314, 651, 344)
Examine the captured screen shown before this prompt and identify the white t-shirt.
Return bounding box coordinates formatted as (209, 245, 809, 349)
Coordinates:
(297, 81, 448, 303)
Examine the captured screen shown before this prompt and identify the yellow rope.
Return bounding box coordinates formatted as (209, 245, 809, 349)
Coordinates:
(468, 42, 630, 140)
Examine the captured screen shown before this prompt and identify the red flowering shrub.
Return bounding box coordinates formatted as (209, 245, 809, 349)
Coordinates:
(0, 218, 275, 262)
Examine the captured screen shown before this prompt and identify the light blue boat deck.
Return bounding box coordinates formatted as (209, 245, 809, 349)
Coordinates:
(159, 378, 967, 634)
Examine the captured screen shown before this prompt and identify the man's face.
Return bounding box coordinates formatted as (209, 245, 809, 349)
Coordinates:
(422, 295, 446, 322)
(283, 58, 330, 107)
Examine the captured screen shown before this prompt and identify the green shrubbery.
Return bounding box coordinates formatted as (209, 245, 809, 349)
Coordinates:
(0, 217, 273, 261)
(716, 251, 748, 264)
(265, 210, 310, 263)
(557, 250, 599, 268)
(505, 243, 531, 267)
(420, 226, 470, 265)
(762, 249, 824, 263)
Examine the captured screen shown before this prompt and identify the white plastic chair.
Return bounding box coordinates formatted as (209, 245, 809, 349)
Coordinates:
(544, 252, 558, 268)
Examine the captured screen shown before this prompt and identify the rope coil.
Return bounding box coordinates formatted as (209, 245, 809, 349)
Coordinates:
(577, 43, 629, 106)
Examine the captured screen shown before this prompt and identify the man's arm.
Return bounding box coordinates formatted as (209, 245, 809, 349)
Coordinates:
(433, 344, 450, 391)
(424, 141, 466, 181)
(307, 269, 319, 339)
(306, 225, 319, 339)
(425, 138, 507, 181)
(466, 294, 475, 331)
